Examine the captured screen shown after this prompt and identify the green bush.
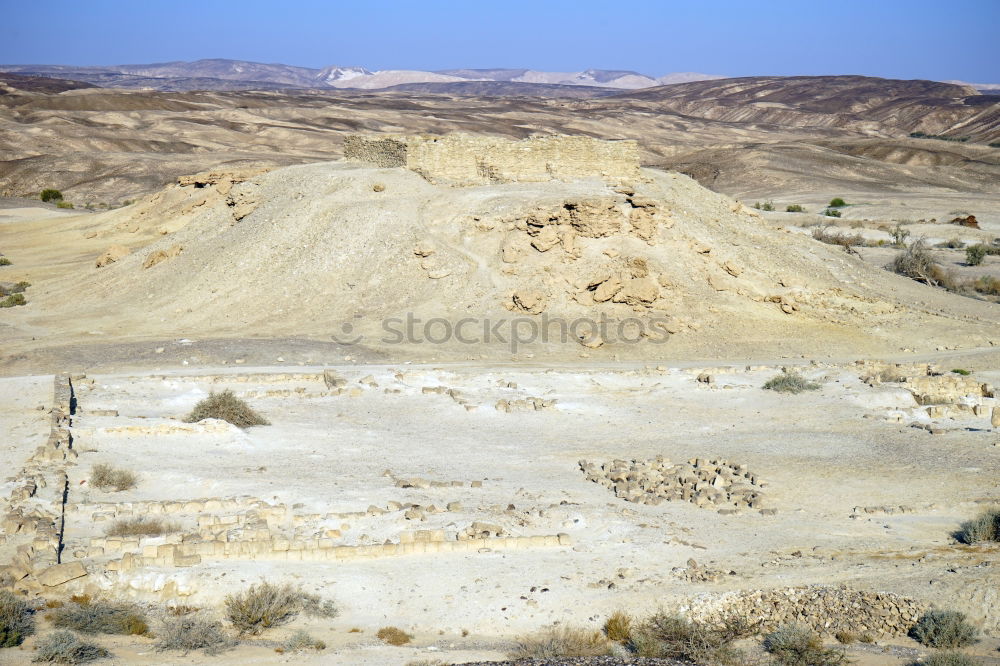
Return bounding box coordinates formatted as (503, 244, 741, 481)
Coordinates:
(828, 197, 847, 207)
(155, 616, 235, 655)
(909, 610, 979, 648)
(0, 590, 34, 648)
(185, 389, 269, 428)
(0, 293, 27, 308)
(56, 201, 74, 209)
(50, 599, 148, 635)
(32, 630, 110, 663)
(786, 204, 805, 213)
(950, 368, 971, 376)
(763, 371, 821, 394)
(0, 257, 10, 266)
(40, 189, 63, 202)
(224, 582, 336, 636)
(956, 507, 1000, 544)
(822, 208, 842, 218)
(966, 244, 988, 266)
(762, 625, 848, 666)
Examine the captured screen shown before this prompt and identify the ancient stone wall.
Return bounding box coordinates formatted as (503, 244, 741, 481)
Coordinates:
(344, 133, 640, 186)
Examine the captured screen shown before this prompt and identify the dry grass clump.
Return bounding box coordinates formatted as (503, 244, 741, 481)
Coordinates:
(50, 599, 148, 636)
(834, 630, 856, 644)
(155, 615, 235, 655)
(762, 625, 847, 666)
(0, 589, 34, 647)
(763, 371, 821, 394)
(225, 582, 336, 636)
(184, 389, 269, 428)
(32, 630, 110, 664)
(105, 517, 177, 537)
(509, 625, 610, 659)
(603, 611, 633, 643)
(916, 652, 980, 666)
(90, 464, 137, 492)
(278, 629, 326, 652)
(376, 626, 414, 646)
(0, 256, 11, 266)
(956, 508, 1000, 544)
(910, 610, 979, 648)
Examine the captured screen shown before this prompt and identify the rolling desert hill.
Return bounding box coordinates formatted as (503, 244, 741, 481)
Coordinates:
(0, 74, 997, 208)
(3, 160, 999, 365)
(0, 58, 725, 92)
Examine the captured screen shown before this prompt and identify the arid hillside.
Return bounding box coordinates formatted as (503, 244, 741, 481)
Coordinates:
(0, 75, 996, 208)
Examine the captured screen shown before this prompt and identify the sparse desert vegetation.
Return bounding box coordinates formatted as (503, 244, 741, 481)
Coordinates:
(509, 625, 610, 659)
(0, 256, 11, 266)
(224, 581, 335, 636)
(762, 624, 848, 666)
(763, 371, 821, 393)
(909, 610, 979, 649)
(50, 599, 148, 636)
(786, 204, 805, 212)
(184, 389, 269, 428)
(32, 630, 110, 664)
(105, 517, 177, 537)
(0, 590, 34, 648)
(956, 507, 1000, 544)
(39, 189, 63, 203)
(89, 463, 137, 491)
(278, 629, 326, 652)
(376, 626, 414, 646)
(155, 615, 235, 655)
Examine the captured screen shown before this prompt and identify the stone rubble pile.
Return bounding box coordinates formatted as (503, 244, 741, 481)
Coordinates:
(683, 585, 927, 637)
(579, 457, 766, 511)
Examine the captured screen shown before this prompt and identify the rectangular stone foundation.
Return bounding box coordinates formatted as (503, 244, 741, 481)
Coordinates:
(344, 133, 640, 186)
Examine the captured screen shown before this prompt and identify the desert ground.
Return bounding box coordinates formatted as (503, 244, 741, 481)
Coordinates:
(1, 75, 999, 665)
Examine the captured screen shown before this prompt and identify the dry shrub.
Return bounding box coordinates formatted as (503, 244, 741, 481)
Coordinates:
(957, 508, 1000, 544)
(763, 371, 821, 394)
(891, 238, 940, 284)
(762, 625, 847, 666)
(377, 626, 413, 646)
(603, 611, 633, 643)
(509, 625, 610, 659)
(834, 630, 856, 644)
(0, 589, 34, 647)
(973, 275, 1000, 296)
(629, 613, 736, 664)
(155, 615, 235, 655)
(910, 610, 979, 648)
(32, 630, 110, 664)
(90, 464, 137, 492)
(812, 226, 865, 248)
(225, 582, 336, 636)
(105, 517, 176, 537)
(50, 599, 148, 635)
(185, 389, 269, 428)
(280, 629, 326, 651)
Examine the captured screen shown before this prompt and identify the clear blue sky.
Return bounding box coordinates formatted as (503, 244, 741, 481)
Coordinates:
(1, 0, 998, 81)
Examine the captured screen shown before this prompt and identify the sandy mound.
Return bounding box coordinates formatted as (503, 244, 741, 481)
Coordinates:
(30, 161, 1000, 358)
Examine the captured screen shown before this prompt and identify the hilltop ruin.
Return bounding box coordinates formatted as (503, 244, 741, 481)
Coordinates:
(344, 133, 640, 185)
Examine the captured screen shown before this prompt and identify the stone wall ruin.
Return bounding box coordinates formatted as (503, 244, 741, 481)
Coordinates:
(344, 133, 641, 186)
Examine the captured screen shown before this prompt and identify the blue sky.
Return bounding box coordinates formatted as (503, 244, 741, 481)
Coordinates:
(1, 0, 998, 81)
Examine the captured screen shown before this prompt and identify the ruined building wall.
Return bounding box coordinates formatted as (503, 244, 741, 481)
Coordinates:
(344, 133, 640, 185)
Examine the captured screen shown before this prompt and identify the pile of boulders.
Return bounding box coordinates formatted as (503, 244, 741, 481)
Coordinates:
(579, 457, 766, 511)
(683, 585, 927, 637)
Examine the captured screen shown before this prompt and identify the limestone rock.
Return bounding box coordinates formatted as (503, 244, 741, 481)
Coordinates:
(95, 244, 130, 268)
(37, 561, 87, 587)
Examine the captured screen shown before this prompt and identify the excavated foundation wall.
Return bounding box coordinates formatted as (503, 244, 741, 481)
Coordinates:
(344, 133, 641, 185)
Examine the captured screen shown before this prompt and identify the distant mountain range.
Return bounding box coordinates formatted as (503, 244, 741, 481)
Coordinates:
(0, 59, 725, 92)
